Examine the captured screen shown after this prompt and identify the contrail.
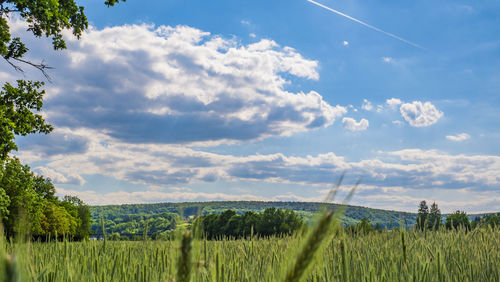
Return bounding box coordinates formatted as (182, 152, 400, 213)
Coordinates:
(307, 0, 425, 50)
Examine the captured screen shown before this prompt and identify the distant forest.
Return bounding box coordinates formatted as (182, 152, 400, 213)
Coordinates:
(90, 201, 420, 239)
(90, 201, 500, 240)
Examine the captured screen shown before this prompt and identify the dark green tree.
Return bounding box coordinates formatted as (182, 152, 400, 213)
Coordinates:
(357, 217, 373, 234)
(0, 157, 90, 239)
(416, 200, 429, 231)
(258, 208, 281, 236)
(0, 157, 41, 236)
(0, 81, 53, 159)
(445, 211, 471, 231)
(62, 195, 92, 240)
(427, 202, 441, 230)
(34, 174, 57, 201)
(486, 214, 500, 228)
(198, 209, 303, 240)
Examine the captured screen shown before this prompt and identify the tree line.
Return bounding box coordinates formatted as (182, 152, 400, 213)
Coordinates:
(94, 212, 180, 240)
(346, 200, 499, 235)
(195, 208, 304, 239)
(0, 157, 91, 240)
(416, 200, 499, 231)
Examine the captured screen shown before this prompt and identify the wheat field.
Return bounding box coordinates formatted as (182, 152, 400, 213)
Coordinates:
(1, 223, 498, 281)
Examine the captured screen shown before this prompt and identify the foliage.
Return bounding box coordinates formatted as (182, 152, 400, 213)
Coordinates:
(93, 211, 180, 240)
(446, 210, 471, 231)
(90, 201, 419, 230)
(345, 217, 375, 235)
(0, 0, 88, 53)
(0, 81, 53, 160)
(416, 200, 429, 231)
(104, 0, 127, 7)
(427, 202, 442, 230)
(0, 157, 91, 239)
(197, 208, 304, 239)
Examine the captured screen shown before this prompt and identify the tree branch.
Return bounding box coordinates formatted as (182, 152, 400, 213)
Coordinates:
(3, 57, 54, 82)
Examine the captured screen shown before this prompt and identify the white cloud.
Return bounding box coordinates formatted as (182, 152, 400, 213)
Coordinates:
(45, 145, 500, 212)
(6, 18, 498, 212)
(3, 19, 347, 145)
(386, 98, 402, 109)
(13, 123, 500, 212)
(342, 41, 349, 46)
(342, 117, 369, 131)
(249, 33, 256, 38)
(361, 99, 373, 111)
(37, 167, 85, 185)
(446, 133, 471, 142)
(56, 187, 268, 205)
(400, 101, 443, 127)
(18, 127, 500, 192)
(382, 57, 393, 63)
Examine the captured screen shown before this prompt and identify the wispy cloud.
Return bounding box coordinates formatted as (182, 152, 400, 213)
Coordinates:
(446, 133, 471, 142)
(306, 0, 425, 50)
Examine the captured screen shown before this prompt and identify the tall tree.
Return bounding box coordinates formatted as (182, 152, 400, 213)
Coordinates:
(0, 157, 41, 236)
(62, 195, 91, 240)
(427, 202, 441, 230)
(416, 200, 429, 231)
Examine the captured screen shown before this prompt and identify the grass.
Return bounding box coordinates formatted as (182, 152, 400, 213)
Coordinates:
(0, 226, 498, 281)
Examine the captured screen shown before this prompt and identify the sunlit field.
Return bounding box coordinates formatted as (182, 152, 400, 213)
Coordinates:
(2, 225, 498, 281)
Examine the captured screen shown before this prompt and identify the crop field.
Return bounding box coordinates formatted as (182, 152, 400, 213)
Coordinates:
(1, 225, 498, 281)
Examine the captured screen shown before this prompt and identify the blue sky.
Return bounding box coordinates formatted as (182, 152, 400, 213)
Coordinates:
(2, 0, 499, 212)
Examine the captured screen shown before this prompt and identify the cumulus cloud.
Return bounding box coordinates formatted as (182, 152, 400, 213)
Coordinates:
(5, 18, 497, 212)
(342, 117, 369, 131)
(446, 133, 471, 142)
(386, 98, 402, 109)
(361, 99, 373, 111)
(399, 101, 443, 127)
(4, 19, 346, 146)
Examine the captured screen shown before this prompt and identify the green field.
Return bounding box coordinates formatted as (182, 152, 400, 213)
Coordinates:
(2, 225, 498, 281)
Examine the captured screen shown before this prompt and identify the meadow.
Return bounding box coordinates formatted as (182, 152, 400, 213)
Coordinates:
(1, 225, 498, 281)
